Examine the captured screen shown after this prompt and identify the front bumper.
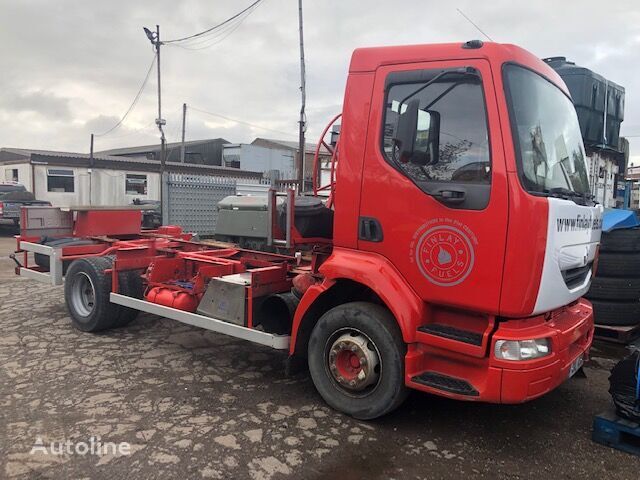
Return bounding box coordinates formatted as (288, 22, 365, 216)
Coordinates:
(406, 298, 594, 403)
(494, 298, 594, 403)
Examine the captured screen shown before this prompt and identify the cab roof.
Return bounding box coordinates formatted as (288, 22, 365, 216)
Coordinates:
(349, 41, 568, 95)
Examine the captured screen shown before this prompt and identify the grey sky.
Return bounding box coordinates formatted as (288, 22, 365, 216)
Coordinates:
(0, 0, 639, 163)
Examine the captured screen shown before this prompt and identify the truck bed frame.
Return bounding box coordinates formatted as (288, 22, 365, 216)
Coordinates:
(13, 204, 313, 351)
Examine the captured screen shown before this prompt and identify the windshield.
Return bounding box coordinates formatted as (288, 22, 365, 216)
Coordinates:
(504, 64, 590, 195)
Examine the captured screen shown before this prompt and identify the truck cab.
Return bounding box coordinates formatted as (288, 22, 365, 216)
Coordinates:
(291, 40, 601, 415)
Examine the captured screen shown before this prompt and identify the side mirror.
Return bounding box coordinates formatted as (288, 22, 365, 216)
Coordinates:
(392, 100, 440, 166)
(413, 109, 440, 166)
(392, 99, 419, 163)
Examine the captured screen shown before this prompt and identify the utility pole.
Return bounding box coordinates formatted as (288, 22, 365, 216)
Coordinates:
(143, 24, 166, 215)
(143, 25, 166, 168)
(297, 0, 306, 193)
(89, 133, 94, 167)
(155, 25, 166, 169)
(180, 103, 187, 163)
(89, 133, 94, 206)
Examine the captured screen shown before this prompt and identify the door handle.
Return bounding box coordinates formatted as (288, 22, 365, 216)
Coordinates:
(431, 188, 466, 205)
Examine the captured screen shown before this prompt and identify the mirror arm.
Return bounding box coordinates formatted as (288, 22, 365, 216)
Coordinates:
(398, 67, 470, 106)
(424, 81, 463, 110)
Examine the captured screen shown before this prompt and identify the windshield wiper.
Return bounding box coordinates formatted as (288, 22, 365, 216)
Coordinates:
(546, 187, 595, 205)
(398, 67, 478, 105)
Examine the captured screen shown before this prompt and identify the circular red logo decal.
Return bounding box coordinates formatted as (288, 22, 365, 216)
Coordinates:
(415, 225, 474, 286)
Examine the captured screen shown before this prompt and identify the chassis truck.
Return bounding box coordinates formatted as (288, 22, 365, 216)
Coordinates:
(13, 41, 602, 419)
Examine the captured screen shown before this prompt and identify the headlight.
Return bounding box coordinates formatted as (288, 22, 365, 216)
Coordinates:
(494, 338, 551, 361)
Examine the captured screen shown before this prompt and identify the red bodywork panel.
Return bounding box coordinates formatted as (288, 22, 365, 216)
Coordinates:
(403, 298, 593, 403)
(74, 209, 142, 237)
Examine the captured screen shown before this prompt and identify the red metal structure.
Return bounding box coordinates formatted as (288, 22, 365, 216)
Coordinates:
(13, 41, 603, 419)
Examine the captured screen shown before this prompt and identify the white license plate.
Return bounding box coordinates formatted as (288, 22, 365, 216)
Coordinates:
(568, 355, 584, 378)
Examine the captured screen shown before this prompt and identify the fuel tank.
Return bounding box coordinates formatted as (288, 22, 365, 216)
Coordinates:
(145, 287, 201, 312)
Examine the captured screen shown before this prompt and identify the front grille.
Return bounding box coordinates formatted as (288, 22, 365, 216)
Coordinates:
(562, 263, 592, 289)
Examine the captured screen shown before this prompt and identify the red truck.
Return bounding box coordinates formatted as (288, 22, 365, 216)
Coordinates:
(13, 40, 602, 419)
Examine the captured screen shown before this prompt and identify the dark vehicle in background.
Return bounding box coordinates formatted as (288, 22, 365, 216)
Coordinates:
(0, 183, 51, 227)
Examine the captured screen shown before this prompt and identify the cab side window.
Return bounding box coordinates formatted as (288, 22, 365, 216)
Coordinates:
(383, 69, 491, 184)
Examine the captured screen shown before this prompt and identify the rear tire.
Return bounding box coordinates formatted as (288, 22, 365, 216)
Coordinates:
(591, 299, 640, 326)
(113, 270, 144, 327)
(64, 257, 120, 332)
(35, 237, 96, 273)
(307, 302, 408, 420)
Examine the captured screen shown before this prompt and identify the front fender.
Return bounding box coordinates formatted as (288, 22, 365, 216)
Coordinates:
(290, 247, 425, 355)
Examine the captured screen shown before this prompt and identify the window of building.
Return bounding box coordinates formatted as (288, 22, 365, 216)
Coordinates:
(125, 174, 148, 195)
(5, 169, 18, 182)
(382, 69, 491, 184)
(224, 153, 241, 169)
(47, 168, 74, 192)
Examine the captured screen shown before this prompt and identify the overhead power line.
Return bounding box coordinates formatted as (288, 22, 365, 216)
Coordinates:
(101, 121, 157, 140)
(166, 15, 252, 51)
(163, 0, 263, 45)
(165, 2, 264, 51)
(190, 106, 296, 138)
(94, 55, 157, 137)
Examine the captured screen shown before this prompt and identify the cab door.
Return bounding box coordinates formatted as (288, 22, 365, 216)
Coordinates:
(358, 59, 508, 314)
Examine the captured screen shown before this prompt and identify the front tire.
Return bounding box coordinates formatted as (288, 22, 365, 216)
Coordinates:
(64, 257, 120, 332)
(307, 302, 408, 419)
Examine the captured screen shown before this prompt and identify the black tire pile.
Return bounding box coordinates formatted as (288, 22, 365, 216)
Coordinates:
(587, 229, 640, 327)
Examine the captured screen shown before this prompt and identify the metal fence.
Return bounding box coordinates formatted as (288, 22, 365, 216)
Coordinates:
(162, 174, 289, 236)
(161, 173, 309, 236)
(162, 173, 237, 236)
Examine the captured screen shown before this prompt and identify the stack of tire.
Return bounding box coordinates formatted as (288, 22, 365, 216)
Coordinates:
(587, 228, 640, 327)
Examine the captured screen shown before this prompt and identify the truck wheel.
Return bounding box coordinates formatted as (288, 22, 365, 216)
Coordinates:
(64, 257, 120, 332)
(113, 270, 143, 327)
(34, 237, 96, 273)
(307, 302, 408, 420)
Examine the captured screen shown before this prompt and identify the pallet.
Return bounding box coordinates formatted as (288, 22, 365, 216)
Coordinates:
(592, 409, 640, 456)
(594, 323, 640, 344)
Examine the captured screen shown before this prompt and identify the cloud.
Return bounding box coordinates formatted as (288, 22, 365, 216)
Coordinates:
(0, 0, 638, 160)
(0, 91, 72, 121)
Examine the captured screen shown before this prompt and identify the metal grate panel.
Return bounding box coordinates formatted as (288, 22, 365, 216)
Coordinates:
(163, 173, 237, 236)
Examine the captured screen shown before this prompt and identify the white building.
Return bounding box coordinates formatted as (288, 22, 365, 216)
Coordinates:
(223, 143, 295, 178)
(0, 148, 260, 208)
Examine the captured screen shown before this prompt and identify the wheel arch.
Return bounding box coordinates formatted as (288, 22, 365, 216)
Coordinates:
(290, 248, 425, 358)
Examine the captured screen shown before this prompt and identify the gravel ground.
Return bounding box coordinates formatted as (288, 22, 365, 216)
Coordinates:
(0, 228, 639, 479)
